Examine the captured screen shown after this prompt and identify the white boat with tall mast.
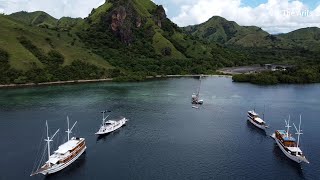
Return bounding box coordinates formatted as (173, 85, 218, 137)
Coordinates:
(31, 117, 87, 176)
(95, 110, 128, 135)
(247, 109, 268, 130)
(191, 75, 204, 105)
(271, 115, 309, 164)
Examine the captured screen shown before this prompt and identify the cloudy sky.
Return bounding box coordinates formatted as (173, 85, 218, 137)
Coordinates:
(0, 0, 319, 34)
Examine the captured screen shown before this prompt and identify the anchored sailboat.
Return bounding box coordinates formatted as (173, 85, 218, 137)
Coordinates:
(271, 115, 309, 164)
(95, 110, 128, 135)
(31, 117, 87, 176)
(191, 75, 204, 105)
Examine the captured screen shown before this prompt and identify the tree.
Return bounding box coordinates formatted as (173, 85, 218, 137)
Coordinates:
(47, 50, 65, 66)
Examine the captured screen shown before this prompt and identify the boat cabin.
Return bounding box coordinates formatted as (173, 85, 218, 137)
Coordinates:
(248, 111, 258, 118)
(248, 111, 265, 125)
(275, 130, 297, 147)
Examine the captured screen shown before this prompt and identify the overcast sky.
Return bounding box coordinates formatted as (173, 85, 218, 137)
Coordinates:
(0, 0, 319, 34)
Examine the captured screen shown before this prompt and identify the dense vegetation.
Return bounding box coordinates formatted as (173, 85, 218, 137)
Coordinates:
(0, 48, 21, 84)
(233, 66, 320, 85)
(76, 0, 256, 81)
(184, 16, 320, 52)
(0, 45, 109, 84)
(0, 0, 320, 85)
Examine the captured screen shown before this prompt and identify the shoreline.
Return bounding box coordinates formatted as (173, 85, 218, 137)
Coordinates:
(0, 78, 113, 88)
(217, 65, 265, 75)
(0, 75, 232, 89)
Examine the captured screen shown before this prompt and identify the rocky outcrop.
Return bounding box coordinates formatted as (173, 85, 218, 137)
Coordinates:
(109, 6, 134, 45)
(91, 1, 168, 45)
(136, 16, 142, 28)
(154, 5, 166, 28)
(111, 6, 127, 31)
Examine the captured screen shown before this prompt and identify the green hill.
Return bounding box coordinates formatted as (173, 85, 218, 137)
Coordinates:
(278, 27, 320, 52)
(1, 0, 244, 84)
(0, 14, 111, 71)
(0, 13, 113, 84)
(184, 16, 320, 52)
(183, 16, 274, 47)
(8, 11, 58, 28)
(0, 0, 319, 85)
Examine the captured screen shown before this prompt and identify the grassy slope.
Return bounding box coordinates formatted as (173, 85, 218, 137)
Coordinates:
(57, 17, 84, 31)
(131, 0, 186, 59)
(0, 15, 112, 71)
(152, 32, 185, 59)
(9, 11, 58, 28)
(279, 27, 320, 51)
(0, 15, 42, 70)
(90, 2, 113, 24)
(171, 32, 212, 59)
(185, 16, 320, 52)
(185, 16, 274, 47)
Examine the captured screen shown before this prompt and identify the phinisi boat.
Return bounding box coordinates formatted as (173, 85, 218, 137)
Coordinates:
(271, 115, 309, 164)
(191, 76, 204, 105)
(95, 110, 128, 135)
(247, 110, 268, 130)
(31, 117, 87, 176)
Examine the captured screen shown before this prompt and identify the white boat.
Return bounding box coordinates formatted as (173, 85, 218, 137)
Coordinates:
(192, 105, 199, 109)
(191, 76, 204, 105)
(247, 110, 268, 130)
(271, 115, 309, 164)
(31, 117, 87, 176)
(95, 110, 128, 135)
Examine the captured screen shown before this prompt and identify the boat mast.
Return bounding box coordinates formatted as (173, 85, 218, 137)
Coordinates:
(66, 116, 77, 141)
(293, 115, 303, 148)
(45, 121, 51, 165)
(285, 115, 291, 137)
(101, 110, 110, 125)
(197, 75, 202, 97)
(102, 110, 106, 125)
(44, 121, 59, 167)
(263, 105, 265, 120)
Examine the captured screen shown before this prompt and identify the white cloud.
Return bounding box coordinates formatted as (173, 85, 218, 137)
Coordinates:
(0, 0, 105, 18)
(164, 6, 169, 14)
(172, 0, 320, 34)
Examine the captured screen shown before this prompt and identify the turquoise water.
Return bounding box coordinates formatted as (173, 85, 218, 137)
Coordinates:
(0, 77, 319, 179)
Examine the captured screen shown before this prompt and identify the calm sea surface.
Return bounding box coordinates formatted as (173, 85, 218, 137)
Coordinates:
(0, 77, 320, 180)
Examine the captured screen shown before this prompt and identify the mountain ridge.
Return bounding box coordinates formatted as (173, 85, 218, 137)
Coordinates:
(0, 0, 319, 84)
(184, 16, 320, 51)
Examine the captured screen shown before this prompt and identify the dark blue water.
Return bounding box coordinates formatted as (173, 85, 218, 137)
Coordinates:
(0, 77, 320, 180)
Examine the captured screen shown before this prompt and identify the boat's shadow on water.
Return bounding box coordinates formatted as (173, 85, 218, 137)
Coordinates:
(44, 152, 87, 180)
(246, 120, 267, 136)
(272, 145, 305, 178)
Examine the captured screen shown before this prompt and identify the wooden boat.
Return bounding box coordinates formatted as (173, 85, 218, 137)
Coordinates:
(31, 117, 86, 176)
(271, 115, 309, 164)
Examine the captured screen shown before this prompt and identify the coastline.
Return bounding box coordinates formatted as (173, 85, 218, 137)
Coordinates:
(0, 78, 113, 88)
(0, 75, 232, 89)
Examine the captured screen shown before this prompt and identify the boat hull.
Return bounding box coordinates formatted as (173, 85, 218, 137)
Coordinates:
(192, 100, 203, 105)
(271, 133, 309, 164)
(41, 146, 87, 175)
(95, 118, 127, 135)
(247, 118, 267, 130)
